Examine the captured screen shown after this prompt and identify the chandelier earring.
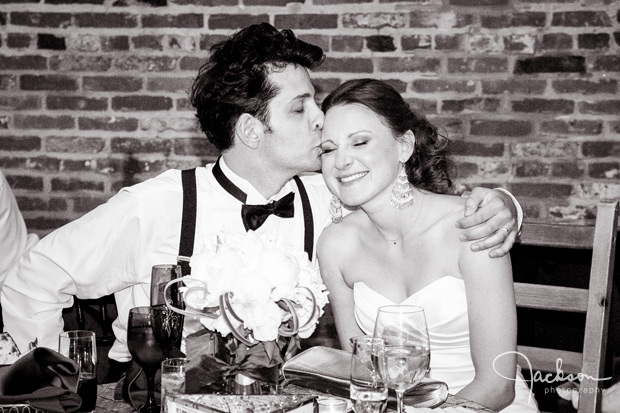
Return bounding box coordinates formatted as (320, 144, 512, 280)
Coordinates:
(330, 194, 343, 224)
(390, 166, 414, 209)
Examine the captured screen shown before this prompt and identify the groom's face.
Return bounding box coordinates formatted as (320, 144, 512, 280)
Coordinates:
(259, 64, 325, 175)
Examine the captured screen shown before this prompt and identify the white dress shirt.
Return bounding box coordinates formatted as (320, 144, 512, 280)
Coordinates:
(0, 171, 39, 284)
(0, 160, 332, 361)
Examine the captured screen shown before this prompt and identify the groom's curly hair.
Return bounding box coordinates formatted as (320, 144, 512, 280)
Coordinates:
(190, 23, 325, 152)
(321, 78, 454, 194)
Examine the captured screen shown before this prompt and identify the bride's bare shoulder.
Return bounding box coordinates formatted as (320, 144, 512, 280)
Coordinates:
(317, 210, 365, 256)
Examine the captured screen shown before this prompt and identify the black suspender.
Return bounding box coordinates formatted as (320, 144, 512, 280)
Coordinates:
(177, 168, 315, 275)
(178, 168, 197, 276)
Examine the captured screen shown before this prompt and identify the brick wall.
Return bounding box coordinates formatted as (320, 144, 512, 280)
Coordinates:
(1, 0, 619, 237)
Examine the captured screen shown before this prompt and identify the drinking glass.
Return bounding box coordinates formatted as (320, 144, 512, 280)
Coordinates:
(350, 336, 388, 413)
(128, 306, 166, 413)
(150, 264, 184, 359)
(161, 357, 189, 413)
(58, 330, 97, 413)
(373, 305, 430, 413)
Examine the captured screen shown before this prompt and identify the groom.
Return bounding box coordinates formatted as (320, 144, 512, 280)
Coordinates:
(1, 23, 520, 370)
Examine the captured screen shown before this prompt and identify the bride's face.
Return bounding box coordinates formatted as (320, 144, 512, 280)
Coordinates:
(320, 103, 409, 208)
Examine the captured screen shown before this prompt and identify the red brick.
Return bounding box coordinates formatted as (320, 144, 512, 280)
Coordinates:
(199, 34, 229, 51)
(8, 33, 31, 48)
(146, 77, 193, 93)
(448, 57, 507, 73)
(0, 75, 18, 90)
(551, 162, 584, 178)
(504, 34, 536, 53)
(481, 12, 546, 28)
(515, 160, 549, 178)
(49, 55, 112, 72)
(208, 14, 269, 30)
(413, 79, 476, 94)
(111, 138, 172, 154)
(46, 0, 104, 4)
(366, 35, 396, 52)
(512, 99, 574, 114)
(10, 12, 71, 28)
(113, 56, 177, 72)
(552, 11, 612, 27)
(101, 36, 130, 52)
(1, 156, 60, 171)
(16, 196, 53, 212)
(514, 56, 585, 74)
(142, 14, 203, 28)
(578, 33, 610, 49)
(176, 98, 194, 112)
(73, 197, 108, 213)
(343, 13, 406, 29)
(14, 115, 74, 130)
(61, 159, 97, 171)
(51, 178, 104, 192)
(173, 138, 219, 157)
(402, 35, 432, 50)
(132, 35, 163, 51)
(314, 0, 372, 3)
(111, 96, 173, 111)
(379, 57, 440, 73)
(332, 36, 364, 52)
(406, 98, 437, 115)
(78, 116, 138, 132)
(0, 55, 47, 70)
(552, 78, 617, 94)
(442, 98, 501, 113)
(583, 141, 620, 157)
(4, 175, 44, 191)
(46, 96, 108, 111)
(409, 11, 473, 28)
(37, 33, 66, 50)
(382, 79, 408, 93)
(171, 0, 236, 4)
(0, 136, 41, 151)
(318, 57, 374, 73)
(245, 0, 302, 4)
(46, 136, 105, 153)
(510, 141, 578, 158)
(482, 79, 546, 94)
(26, 217, 71, 230)
(298, 35, 330, 53)
(470, 119, 532, 136)
(0, 117, 7, 129)
(454, 161, 479, 178)
(592, 56, 620, 72)
(539, 33, 573, 50)
(540, 120, 602, 135)
(449, 140, 504, 156)
(275, 14, 338, 29)
(313, 78, 341, 98)
(449, 0, 508, 5)
(20, 74, 78, 91)
(0, 95, 41, 110)
(74, 13, 137, 28)
(83, 76, 143, 92)
(509, 183, 573, 198)
(588, 162, 620, 179)
(436, 34, 464, 50)
(579, 100, 620, 115)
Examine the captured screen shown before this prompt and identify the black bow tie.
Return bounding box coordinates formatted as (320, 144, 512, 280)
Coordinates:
(241, 192, 295, 231)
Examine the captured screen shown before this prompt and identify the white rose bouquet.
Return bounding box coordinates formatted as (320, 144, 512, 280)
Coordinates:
(163, 231, 329, 393)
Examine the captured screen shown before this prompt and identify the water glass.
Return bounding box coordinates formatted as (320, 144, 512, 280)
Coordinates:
(161, 357, 189, 413)
(317, 397, 348, 413)
(59, 330, 97, 413)
(350, 336, 388, 413)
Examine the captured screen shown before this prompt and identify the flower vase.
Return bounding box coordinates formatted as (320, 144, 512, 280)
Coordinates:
(228, 373, 263, 395)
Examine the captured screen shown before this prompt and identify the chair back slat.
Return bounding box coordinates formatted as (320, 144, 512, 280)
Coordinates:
(514, 200, 618, 413)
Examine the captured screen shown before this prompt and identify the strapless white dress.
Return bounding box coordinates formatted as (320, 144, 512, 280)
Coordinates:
(354, 277, 539, 412)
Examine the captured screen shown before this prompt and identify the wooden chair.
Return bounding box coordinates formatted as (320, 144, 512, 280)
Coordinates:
(513, 200, 619, 413)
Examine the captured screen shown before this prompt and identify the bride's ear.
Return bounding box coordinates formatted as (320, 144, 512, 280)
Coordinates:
(398, 130, 415, 163)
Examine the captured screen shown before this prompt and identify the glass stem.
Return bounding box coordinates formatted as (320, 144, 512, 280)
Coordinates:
(141, 369, 159, 413)
(396, 390, 405, 413)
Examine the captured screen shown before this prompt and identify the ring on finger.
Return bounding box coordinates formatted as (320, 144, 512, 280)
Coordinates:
(499, 226, 510, 235)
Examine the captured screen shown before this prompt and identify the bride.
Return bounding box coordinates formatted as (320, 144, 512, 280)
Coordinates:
(316, 79, 538, 412)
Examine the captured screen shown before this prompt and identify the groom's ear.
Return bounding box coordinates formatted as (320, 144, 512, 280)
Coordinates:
(235, 113, 262, 149)
(399, 130, 415, 163)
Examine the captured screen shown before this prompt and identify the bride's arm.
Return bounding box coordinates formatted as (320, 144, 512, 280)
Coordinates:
(457, 237, 518, 410)
(317, 225, 364, 351)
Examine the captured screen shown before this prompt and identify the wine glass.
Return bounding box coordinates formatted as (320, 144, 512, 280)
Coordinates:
(150, 264, 184, 359)
(350, 336, 388, 413)
(128, 306, 166, 413)
(373, 305, 430, 413)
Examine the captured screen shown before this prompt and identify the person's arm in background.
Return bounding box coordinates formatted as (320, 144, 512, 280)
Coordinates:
(0, 171, 39, 282)
(0, 189, 147, 354)
(457, 187, 522, 258)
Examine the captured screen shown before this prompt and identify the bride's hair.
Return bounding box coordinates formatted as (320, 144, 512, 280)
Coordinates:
(321, 79, 454, 194)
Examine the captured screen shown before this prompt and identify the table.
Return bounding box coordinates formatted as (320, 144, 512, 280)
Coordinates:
(96, 383, 495, 412)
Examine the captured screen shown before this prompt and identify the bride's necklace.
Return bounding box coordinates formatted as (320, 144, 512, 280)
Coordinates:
(370, 195, 425, 246)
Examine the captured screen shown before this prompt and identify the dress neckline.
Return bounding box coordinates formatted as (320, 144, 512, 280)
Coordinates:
(354, 276, 463, 305)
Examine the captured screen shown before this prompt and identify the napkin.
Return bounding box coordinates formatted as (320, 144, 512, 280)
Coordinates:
(0, 347, 82, 413)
